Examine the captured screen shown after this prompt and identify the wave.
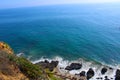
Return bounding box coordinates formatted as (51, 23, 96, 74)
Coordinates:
(31, 56, 120, 80)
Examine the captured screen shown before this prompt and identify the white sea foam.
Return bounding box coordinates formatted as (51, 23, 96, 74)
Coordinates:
(32, 56, 119, 80)
(17, 52, 24, 57)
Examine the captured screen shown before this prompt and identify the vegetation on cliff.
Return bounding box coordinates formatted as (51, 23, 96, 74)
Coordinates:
(0, 42, 62, 80)
(2, 42, 119, 80)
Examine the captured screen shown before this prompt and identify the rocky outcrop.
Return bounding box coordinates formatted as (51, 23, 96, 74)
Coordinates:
(36, 60, 59, 71)
(115, 69, 120, 80)
(87, 68, 94, 80)
(65, 63, 82, 71)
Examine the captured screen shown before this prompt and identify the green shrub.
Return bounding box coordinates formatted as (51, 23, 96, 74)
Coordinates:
(17, 57, 46, 79)
(7, 54, 62, 80)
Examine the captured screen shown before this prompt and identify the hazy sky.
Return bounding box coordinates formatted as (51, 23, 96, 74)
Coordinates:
(0, 0, 120, 9)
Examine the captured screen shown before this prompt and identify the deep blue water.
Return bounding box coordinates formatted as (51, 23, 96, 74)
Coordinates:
(0, 4, 120, 65)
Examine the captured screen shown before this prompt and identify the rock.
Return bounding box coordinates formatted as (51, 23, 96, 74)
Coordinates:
(36, 60, 59, 71)
(104, 76, 109, 80)
(51, 61, 59, 67)
(80, 71, 86, 76)
(101, 67, 107, 74)
(44, 60, 49, 63)
(36, 60, 49, 68)
(96, 77, 103, 80)
(96, 77, 100, 79)
(109, 67, 113, 70)
(115, 69, 120, 80)
(49, 61, 59, 71)
(65, 63, 82, 71)
(100, 77, 103, 79)
(86, 68, 94, 80)
(111, 78, 113, 79)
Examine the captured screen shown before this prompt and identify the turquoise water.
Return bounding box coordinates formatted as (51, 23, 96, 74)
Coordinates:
(0, 4, 120, 65)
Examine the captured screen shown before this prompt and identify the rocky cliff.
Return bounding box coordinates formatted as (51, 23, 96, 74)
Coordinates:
(0, 42, 61, 80)
(0, 42, 120, 80)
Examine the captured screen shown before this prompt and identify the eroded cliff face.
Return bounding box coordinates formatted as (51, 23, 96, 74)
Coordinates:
(0, 42, 28, 80)
(0, 51, 28, 80)
(0, 42, 61, 80)
(0, 42, 14, 54)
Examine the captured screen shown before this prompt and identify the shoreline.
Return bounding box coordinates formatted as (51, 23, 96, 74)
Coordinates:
(32, 56, 120, 80)
(0, 41, 120, 80)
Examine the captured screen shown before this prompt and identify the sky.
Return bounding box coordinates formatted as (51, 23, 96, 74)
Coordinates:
(0, 0, 120, 9)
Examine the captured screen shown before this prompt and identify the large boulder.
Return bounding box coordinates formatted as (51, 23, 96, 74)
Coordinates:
(36, 60, 49, 68)
(65, 63, 82, 71)
(49, 61, 59, 71)
(36, 60, 59, 71)
(87, 68, 95, 80)
(115, 69, 120, 80)
(101, 67, 107, 75)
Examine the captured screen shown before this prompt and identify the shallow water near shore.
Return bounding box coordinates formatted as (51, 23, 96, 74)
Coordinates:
(31, 56, 119, 80)
(0, 3, 120, 68)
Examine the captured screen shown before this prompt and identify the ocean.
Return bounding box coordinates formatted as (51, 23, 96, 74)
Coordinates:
(0, 3, 120, 67)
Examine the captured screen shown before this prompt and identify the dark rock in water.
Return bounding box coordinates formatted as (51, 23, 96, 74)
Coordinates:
(65, 63, 82, 71)
(111, 78, 113, 79)
(35, 60, 59, 71)
(44, 60, 49, 63)
(104, 76, 109, 80)
(109, 67, 113, 70)
(65, 66, 71, 70)
(96, 77, 103, 80)
(101, 67, 107, 75)
(96, 77, 99, 79)
(96, 77, 103, 79)
(80, 71, 86, 76)
(100, 77, 103, 79)
(87, 68, 94, 80)
(115, 69, 120, 80)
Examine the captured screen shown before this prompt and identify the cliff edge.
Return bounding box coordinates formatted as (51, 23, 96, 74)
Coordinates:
(0, 42, 61, 80)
